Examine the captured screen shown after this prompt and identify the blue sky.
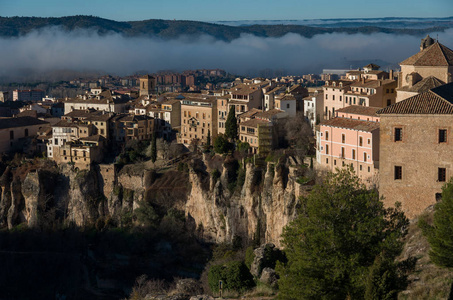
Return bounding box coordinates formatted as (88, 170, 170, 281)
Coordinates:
(0, 0, 452, 21)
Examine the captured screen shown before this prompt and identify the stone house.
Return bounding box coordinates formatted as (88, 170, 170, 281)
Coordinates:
(377, 82, 453, 218)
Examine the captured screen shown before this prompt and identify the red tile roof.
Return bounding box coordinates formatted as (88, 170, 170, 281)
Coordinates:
(400, 42, 453, 66)
(336, 105, 381, 117)
(320, 117, 379, 132)
(377, 82, 453, 115)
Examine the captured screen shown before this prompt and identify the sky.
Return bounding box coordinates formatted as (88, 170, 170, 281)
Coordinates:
(0, 0, 452, 22)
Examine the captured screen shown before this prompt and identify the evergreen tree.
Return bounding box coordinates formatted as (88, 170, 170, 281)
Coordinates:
(277, 167, 409, 300)
(420, 178, 453, 268)
(150, 133, 157, 163)
(225, 106, 238, 141)
(206, 129, 211, 147)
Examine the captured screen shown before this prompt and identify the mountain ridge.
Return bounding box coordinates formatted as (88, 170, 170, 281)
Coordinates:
(0, 15, 450, 41)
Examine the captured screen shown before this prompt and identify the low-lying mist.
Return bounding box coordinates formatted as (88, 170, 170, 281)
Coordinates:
(0, 27, 452, 82)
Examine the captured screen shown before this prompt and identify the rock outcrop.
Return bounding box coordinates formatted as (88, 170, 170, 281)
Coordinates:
(0, 154, 308, 247)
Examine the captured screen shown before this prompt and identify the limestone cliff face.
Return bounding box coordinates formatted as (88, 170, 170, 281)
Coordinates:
(185, 157, 303, 247)
(0, 155, 305, 246)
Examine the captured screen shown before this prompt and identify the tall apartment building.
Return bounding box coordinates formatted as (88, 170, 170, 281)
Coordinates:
(179, 97, 218, 146)
(13, 89, 45, 102)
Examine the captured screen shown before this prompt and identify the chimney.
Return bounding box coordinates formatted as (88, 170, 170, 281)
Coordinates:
(389, 70, 393, 79)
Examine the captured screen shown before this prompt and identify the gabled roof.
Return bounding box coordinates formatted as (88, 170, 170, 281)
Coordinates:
(320, 117, 379, 132)
(336, 105, 381, 117)
(377, 82, 453, 115)
(400, 42, 453, 66)
(0, 117, 48, 129)
(397, 76, 446, 93)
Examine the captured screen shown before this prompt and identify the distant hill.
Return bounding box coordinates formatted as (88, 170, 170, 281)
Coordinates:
(0, 16, 450, 41)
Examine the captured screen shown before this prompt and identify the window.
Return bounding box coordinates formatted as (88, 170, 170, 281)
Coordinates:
(394, 128, 402, 141)
(342, 134, 345, 144)
(394, 166, 402, 180)
(325, 131, 329, 141)
(368, 166, 371, 172)
(339, 96, 342, 102)
(352, 149, 356, 159)
(326, 94, 328, 100)
(363, 152, 367, 162)
(326, 158, 328, 164)
(10, 130, 14, 140)
(287, 103, 290, 109)
(359, 137, 363, 146)
(360, 165, 362, 171)
(439, 129, 447, 143)
(438, 168, 447, 182)
(367, 139, 371, 145)
(334, 159, 336, 166)
(326, 144, 329, 155)
(332, 95, 335, 101)
(387, 99, 391, 106)
(24, 129, 29, 137)
(341, 147, 345, 158)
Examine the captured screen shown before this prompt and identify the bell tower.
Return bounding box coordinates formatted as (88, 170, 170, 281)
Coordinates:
(139, 75, 156, 97)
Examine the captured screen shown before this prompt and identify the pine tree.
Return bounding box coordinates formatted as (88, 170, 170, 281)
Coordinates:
(150, 133, 157, 163)
(277, 168, 409, 299)
(224, 106, 238, 141)
(420, 178, 453, 268)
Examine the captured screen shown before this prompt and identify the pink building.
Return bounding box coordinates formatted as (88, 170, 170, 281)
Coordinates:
(317, 105, 380, 185)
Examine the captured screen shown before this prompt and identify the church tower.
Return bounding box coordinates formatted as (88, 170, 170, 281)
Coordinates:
(139, 75, 156, 97)
(420, 35, 435, 51)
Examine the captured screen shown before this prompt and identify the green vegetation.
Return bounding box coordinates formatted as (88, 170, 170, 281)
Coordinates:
(419, 178, 453, 268)
(208, 261, 254, 293)
(277, 167, 411, 299)
(213, 134, 233, 154)
(224, 106, 238, 141)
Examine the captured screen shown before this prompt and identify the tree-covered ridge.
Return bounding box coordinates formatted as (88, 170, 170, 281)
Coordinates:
(0, 15, 449, 41)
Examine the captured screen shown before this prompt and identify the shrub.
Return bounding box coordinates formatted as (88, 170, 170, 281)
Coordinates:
(208, 261, 255, 293)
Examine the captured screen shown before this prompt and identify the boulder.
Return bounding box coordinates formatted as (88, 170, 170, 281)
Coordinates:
(259, 267, 278, 288)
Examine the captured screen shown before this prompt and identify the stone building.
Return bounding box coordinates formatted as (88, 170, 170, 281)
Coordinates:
(377, 82, 453, 218)
(179, 97, 217, 146)
(396, 38, 453, 102)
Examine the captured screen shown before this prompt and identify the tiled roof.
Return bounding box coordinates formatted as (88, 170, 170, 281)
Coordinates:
(400, 42, 453, 66)
(53, 120, 78, 128)
(238, 108, 261, 119)
(377, 82, 453, 115)
(239, 118, 270, 128)
(320, 117, 379, 132)
(398, 76, 446, 93)
(0, 117, 48, 129)
(79, 135, 106, 142)
(336, 105, 381, 117)
(351, 79, 395, 88)
(255, 109, 286, 119)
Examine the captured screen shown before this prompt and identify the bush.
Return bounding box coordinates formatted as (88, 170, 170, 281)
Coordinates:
(211, 169, 221, 183)
(245, 246, 255, 269)
(208, 261, 255, 293)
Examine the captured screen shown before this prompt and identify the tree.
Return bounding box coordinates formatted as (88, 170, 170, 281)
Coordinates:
(277, 167, 409, 300)
(419, 178, 453, 268)
(150, 133, 157, 163)
(213, 134, 233, 154)
(225, 106, 238, 141)
(206, 129, 211, 147)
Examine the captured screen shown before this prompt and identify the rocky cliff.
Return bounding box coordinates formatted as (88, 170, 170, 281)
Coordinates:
(0, 154, 309, 246)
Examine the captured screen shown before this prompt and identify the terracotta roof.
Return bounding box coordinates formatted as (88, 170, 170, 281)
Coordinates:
(17, 110, 38, 118)
(400, 42, 453, 66)
(397, 76, 446, 93)
(351, 79, 395, 88)
(230, 84, 260, 95)
(239, 118, 270, 128)
(238, 108, 261, 119)
(79, 135, 106, 143)
(320, 117, 379, 132)
(336, 105, 381, 117)
(0, 117, 48, 129)
(377, 82, 453, 115)
(255, 109, 286, 119)
(53, 120, 78, 128)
